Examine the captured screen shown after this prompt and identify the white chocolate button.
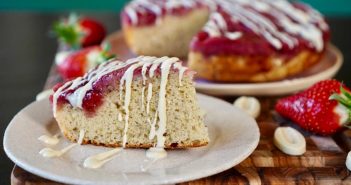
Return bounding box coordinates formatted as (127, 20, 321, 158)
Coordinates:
(233, 96, 261, 118)
(36, 89, 53, 101)
(346, 151, 351, 171)
(274, 127, 306, 156)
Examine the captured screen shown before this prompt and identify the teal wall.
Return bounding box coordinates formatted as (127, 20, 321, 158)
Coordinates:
(306, 0, 351, 16)
(0, 0, 127, 12)
(0, 0, 351, 16)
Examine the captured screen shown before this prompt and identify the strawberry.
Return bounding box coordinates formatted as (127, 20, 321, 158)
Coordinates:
(53, 13, 106, 49)
(275, 79, 351, 135)
(56, 44, 115, 80)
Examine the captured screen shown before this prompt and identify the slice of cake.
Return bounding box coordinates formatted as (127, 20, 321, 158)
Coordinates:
(52, 56, 209, 148)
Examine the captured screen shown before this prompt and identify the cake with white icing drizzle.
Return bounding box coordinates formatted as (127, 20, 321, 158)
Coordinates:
(121, 0, 330, 82)
(52, 56, 209, 148)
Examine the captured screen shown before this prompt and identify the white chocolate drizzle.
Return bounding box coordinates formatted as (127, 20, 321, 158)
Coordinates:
(225, 32, 242, 40)
(149, 110, 158, 140)
(141, 86, 146, 111)
(39, 130, 85, 158)
(146, 147, 167, 159)
(209, 0, 326, 51)
(120, 62, 145, 147)
(154, 58, 177, 148)
(146, 83, 153, 115)
(141, 60, 152, 84)
(173, 62, 188, 86)
(38, 134, 60, 145)
(141, 148, 167, 172)
(83, 148, 123, 169)
(118, 112, 123, 121)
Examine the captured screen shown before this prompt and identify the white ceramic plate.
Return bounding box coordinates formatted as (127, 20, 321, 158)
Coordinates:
(4, 94, 259, 185)
(107, 32, 343, 96)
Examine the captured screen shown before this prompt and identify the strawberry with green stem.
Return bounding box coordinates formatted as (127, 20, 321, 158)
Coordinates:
(275, 79, 351, 135)
(53, 13, 106, 49)
(57, 43, 115, 80)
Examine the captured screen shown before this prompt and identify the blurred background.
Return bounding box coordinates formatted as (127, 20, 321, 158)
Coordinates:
(0, 0, 351, 184)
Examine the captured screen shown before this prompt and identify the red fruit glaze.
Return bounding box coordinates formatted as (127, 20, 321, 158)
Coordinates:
(81, 90, 104, 115)
(275, 80, 350, 135)
(191, 31, 276, 56)
(190, 3, 330, 57)
(53, 80, 103, 117)
(53, 82, 65, 92)
(50, 82, 66, 104)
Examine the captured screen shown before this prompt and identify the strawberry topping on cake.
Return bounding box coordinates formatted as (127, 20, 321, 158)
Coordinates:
(53, 56, 189, 115)
(191, 0, 330, 57)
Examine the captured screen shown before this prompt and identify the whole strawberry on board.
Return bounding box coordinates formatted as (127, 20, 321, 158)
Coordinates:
(56, 44, 115, 80)
(53, 13, 106, 49)
(275, 79, 351, 135)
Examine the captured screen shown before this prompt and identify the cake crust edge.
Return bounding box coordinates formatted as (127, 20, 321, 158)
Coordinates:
(61, 131, 209, 149)
(188, 50, 324, 82)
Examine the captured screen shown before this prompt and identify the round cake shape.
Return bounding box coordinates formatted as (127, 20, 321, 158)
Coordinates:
(188, 0, 330, 82)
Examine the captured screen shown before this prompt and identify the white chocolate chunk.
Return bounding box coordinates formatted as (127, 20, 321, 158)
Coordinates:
(346, 151, 351, 171)
(233, 96, 261, 118)
(274, 127, 306, 156)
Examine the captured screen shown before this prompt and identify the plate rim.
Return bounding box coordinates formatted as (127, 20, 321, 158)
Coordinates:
(4, 93, 260, 185)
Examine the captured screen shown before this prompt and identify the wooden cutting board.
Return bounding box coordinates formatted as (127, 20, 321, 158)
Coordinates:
(10, 39, 351, 185)
(241, 98, 347, 168)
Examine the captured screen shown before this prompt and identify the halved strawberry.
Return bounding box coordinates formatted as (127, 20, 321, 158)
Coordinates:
(275, 79, 351, 135)
(53, 13, 106, 49)
(56, 44, 115, 80)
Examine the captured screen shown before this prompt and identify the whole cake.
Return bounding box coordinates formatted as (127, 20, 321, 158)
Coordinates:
(52, 56, 209, 148)
(121, 0, 330, 82)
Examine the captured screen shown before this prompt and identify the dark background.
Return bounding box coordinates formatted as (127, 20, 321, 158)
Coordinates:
(0, 13, 350, 185)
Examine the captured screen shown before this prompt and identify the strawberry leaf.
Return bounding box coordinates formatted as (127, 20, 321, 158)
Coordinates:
(330, 94, 351, 109)
(341, 86, 351, 101)
(101, 42, 116, 62)
(344, 109, 351, 127)
(52, 13, 84, 49)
